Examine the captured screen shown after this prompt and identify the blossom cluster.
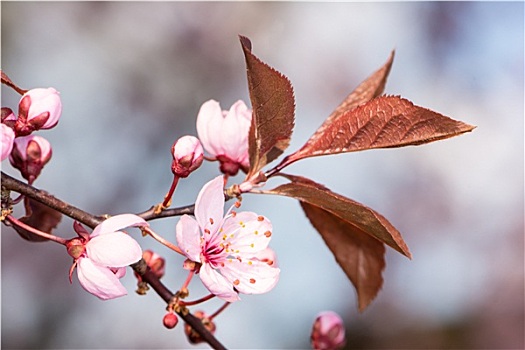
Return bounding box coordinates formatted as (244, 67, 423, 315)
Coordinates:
(2, 87, 62, 184)
(1, 81, 344, 347)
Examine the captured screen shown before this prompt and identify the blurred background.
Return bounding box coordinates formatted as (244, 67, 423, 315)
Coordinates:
(1, 2, 523, 349)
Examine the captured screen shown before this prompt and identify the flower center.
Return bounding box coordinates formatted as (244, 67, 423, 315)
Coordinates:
(201, 240, 227, 268)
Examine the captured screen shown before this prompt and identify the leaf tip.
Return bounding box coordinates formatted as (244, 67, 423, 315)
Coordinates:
(239, 35, 252, 51)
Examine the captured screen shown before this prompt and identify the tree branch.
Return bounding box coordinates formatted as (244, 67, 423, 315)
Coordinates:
(1, 171, 227, 350)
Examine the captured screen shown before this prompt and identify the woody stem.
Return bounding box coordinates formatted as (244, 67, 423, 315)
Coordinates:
(5, 215, 67, 245)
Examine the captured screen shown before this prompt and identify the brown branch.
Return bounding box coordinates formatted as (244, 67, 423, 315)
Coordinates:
(137, 204, 195, 221)
(1, 171, 227, 350)
(2, 172, 103, 227)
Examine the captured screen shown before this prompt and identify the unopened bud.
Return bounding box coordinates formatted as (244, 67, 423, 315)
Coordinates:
(163, 312, 179, 329)
(9, 135, 52, 183)
(311, 311, 346, 350)
(1, 124, 15, 161)
(184, 311, 216, 344)
(171, 135, 204, 178)
(15, 88, 62, 136)
(142, 249, 166, 279)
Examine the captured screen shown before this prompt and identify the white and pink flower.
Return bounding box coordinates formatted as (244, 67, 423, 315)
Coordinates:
(9, 135, 52, 183)
(66, 214, 148, 300)
(196, 100, 252, 176)
(15, 87, 62, 136)
(176, 176, 279, 302)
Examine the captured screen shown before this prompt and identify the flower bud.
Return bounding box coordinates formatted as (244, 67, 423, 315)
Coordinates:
(163, 312, 179, 329)
(184, 311, 216, 344)
(171, 135, 204, 178)
(311, 311, 346, 350)
(142, 249, 166, 279)
(9, 135, 52, 183)
(1, 123, 15, 161)
(15, 88, 62, 136)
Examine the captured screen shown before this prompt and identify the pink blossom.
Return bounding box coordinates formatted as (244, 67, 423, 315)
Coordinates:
(311, 311, 346, 350)
(66, 214, 148, 300)
(9, 135, 52, 183)
(1, 124, 15, 161)
(15, 87, 62, 136)
(171, 135, 204, 178)
(196, 100, 252, 176)
(176, 176, 280, 302)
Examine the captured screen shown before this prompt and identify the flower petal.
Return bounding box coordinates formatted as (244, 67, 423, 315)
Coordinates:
(86, 232, 142, 267)
(219, 259, 280, 295)
(220, 100, 251, 161)
(91, 214, 148, 238)
(196, 99, 224, 157)
(176, 214, 202, 262)
(76, 258, 128, 300)
(253, 248, 279, 268)
(221, 211, 272, 257)
(112, 267, 126, 279)
(194, 176, 224, 236)
(200, 263, 240, 302)
(1, 124, 15, 161)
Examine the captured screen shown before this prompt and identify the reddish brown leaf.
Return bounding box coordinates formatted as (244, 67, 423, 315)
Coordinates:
(327, 50, 395, 124)
(13, 197, 62, 242)
(239, 36, 295, 179)
(301, 202, 386, 311)
(283, 95, 475, 164)
(267, 175, 411, 258)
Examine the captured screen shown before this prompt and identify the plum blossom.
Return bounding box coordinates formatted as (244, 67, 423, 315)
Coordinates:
(176, 176, 280, 302)
(9, 135, 52, 183)
(310, 311, 346, 350)
(15, 87, 62, 136)
(1, 123, 15, 161)
(196, 99, 252, 176)
(66, 214, 148, 300)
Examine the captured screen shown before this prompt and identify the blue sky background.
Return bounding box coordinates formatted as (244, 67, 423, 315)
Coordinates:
(1, 2, 523, 349)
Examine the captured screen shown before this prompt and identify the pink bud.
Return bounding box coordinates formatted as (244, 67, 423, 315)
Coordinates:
(171, 135, 204, 178)
(1, 124, 15, 161)
(9, 135, 52, 183)
(311, 311, 346, 350)
(16, 88, 62, 136)
(163, 312, 179, 329)
(184, 311, 216, 344)
(142, 249, 166, 279)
